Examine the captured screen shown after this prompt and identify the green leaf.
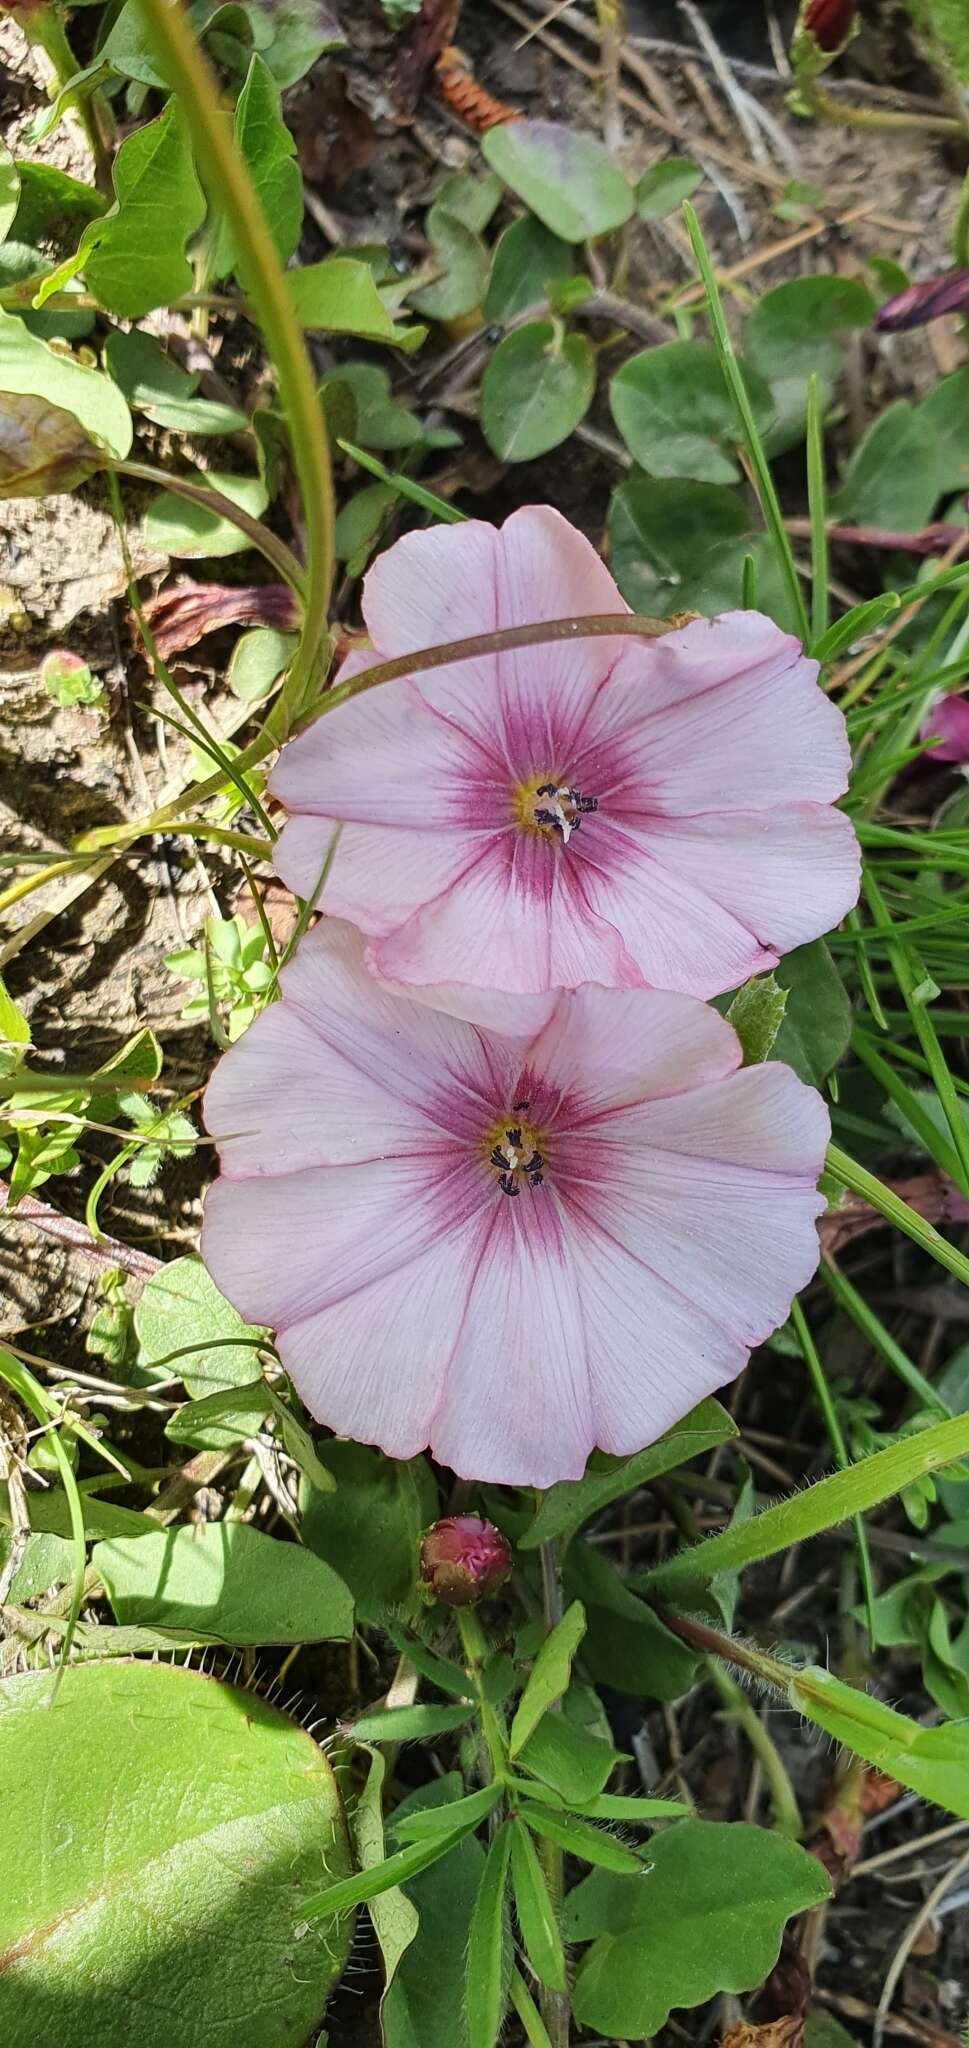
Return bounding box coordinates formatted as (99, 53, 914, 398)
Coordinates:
(228, 625, 296, 701)
(812, 592, 902, 664)
(522, 1803, 645, 1874)
(0, 307, 132, 476)
(302, 1819, 480, 1920)
(9, 161, 106, 245)
(484, 216, 573, 320)
(237, 0, 346, 88)
(516, 1705, 621, 1805)
(410, 207, 489, 321)
(831, 398, 941, 532)
(565, 1538, 699, 1699)
(2, 1482, 156, 1542)
(465, 1823, 513, 2048)
(144, 469, 270, 559)
(509, 1601, 586, 1755)
(0, 1661, 352, 2047)
(918, 366, 969, 494)
(353, 1748, 419, 2011)
(79, 100, 205, 319)
(481, 319, 594, 462)
(0, 144, 20, 246)
(483, 118, 634, 241)
(727, 974, 788, 1065)
(383, 1788, 484, 2048)
(510, 1820, 565, 1991)
(432, 169, 503, 233)
(394, 1785, 503, 1841)
(610, 342, 775, 484)
(301, 1438, 437, 1624)
(0, 1529, 72, 1602)
(322, 360, 421, 450)
(214, 54, 302, 280)
(134, 1254, 267, 1394)
(348, 1703, 473, 1743)
(608, 473, 759, 614)
(521, 1399, 737, 1549)
(93, 1520, 353, 1644)
(568, 1818, 830, 2037)
(104, 324, 248, 436)
(164, 1381, 271, 1450)
(771, 938, 851, 1086)
(580, 1791, 689, 1822)
(745, 275, 875, 383)
(634, 156, 701, 219)
(647, 1410, 969, 1592)
(0, 972, 29, 1079)
(786, 1663, 969, 1816)
(287, 257, 426, 349)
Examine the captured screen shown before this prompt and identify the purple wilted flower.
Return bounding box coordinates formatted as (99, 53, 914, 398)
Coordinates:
(420, 1517, 512, 1605)
(922, 693, 969, 765)
(874, 270, 969, 333)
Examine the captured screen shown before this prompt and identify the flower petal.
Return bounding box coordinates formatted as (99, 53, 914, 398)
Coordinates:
(567, 1212, 750, 1456)
(526, 983, 741, 1125)
(429, 1198, 594, 1486)
(579, 610, 849, 812)
(361, 506, 627, 765)
(201, 1152, 482, 1332)
(203, 920, 517, 1167)
(274, 815, 487, 939)
(565, 1063, 828, 1346)
(635, 804, 860, 956)
(567, 818, 776, 998)
(273, 1221, 482, 1462)
(268, 674, 502, 827)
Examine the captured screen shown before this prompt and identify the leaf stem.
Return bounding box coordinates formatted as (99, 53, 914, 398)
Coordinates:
(112, 460, 306, 596)
(536, 1539, 569, 2048)
(131, 0, 334, 730)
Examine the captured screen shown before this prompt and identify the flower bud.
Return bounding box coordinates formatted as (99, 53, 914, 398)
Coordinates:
(921, 692, 969, 765)
(803, 0, 857, 51)
(419, 1515, 511, 1606)
(874, 269, 969, 333)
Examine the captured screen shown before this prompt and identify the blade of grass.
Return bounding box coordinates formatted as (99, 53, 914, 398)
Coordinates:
(682, 200, 809, 643)
(862, 869, 969, 1199)
(805, 372, 828, 650)
(822, 1257, 945, 1414)
(790, 1298, 875, 1643)
(826, 1143, 969, 1289)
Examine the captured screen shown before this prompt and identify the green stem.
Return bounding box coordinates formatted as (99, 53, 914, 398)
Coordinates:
(537, 1540, 569, 2048)
(131, 0, 334, 732)
(861, 868, 969, 1200)
(708, 1661, 801, 1836)
(955, 164, 969, 269)
(805, 79, 964, 138)
(27, 5, 113, 191)
(113, 461, 306, 596)
(826, 1143, 969, 1291)
(683, 202, 809, 646)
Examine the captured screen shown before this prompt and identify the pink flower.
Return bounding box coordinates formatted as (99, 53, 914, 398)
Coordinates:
(270, 509, 859, 1006)
(420, 1516, 512, 1605)
(201, 920, 829, 1487)
(922, 693, 969, 765)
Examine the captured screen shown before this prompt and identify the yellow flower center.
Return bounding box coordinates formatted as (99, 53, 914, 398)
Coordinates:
(511, 774, 598, 845)
(483, 1108, 546, 1197)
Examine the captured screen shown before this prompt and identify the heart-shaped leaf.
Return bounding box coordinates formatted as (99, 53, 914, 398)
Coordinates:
(0, 1660, 353, 2047)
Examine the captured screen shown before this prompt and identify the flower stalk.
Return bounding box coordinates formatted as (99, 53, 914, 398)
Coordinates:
(131, 0, 334, 733)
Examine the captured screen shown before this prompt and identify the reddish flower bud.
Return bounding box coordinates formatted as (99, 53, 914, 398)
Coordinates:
(803, 0, 857, 50)
(419, 1516, 511, 1606)
(921, 692, 969, 765)
(874, 269, 969, 333)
